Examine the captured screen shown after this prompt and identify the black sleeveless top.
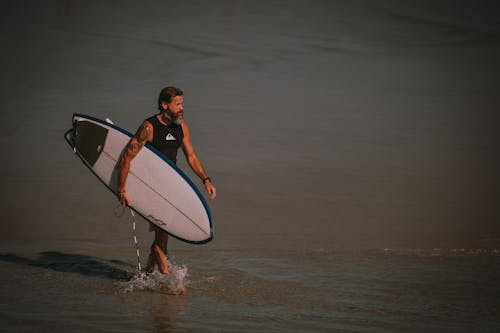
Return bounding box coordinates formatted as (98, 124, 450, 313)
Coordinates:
(146, 115, 183, 164)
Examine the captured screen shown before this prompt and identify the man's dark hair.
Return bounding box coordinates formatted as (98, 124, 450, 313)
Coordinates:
(158, 86, 183, 111)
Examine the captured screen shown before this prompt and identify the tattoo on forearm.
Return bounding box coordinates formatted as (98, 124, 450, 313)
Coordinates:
(126, 139, 141, 154)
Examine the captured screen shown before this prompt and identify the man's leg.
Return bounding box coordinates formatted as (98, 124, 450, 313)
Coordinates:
(145, 225, 169, 274)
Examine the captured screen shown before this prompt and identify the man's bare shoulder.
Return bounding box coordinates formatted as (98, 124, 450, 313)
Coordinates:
(134, 120, 154, 143)
(181, 121, 190, 135)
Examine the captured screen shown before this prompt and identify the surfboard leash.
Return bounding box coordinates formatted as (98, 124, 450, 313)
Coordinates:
(115, 204, 142, 273)
(129, 209, 142, 272)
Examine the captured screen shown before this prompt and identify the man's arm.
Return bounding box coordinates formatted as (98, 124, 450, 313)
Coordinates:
(181, 122, 217, 199)
(117, 121, 153, 206)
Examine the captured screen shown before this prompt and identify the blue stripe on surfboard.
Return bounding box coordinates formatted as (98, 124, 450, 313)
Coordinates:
(67, 113, 214, 244)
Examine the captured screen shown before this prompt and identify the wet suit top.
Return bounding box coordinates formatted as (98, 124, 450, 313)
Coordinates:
(146, 115, 184, 164)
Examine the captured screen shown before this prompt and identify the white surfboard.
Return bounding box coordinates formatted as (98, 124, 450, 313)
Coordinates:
(64, 114, 213, 244)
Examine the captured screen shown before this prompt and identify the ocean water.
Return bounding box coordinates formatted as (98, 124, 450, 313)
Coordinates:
(1, 0, 500, 332)
(0, 247, 499, 332)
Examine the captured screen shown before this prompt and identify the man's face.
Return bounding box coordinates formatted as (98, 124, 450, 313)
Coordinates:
(166, 95, 184, 116)
(163, 95, 184, 124)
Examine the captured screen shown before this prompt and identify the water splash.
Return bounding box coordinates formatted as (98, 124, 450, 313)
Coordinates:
(119, 261, 188, 295)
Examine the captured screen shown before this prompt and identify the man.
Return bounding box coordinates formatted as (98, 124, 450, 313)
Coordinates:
(117, 86, 216, 274)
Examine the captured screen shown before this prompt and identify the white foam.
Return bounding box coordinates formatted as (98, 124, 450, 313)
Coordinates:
(120, 262, 189, 294)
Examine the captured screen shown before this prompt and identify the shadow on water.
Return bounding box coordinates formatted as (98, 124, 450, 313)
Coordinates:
(0, 251, 133, 281)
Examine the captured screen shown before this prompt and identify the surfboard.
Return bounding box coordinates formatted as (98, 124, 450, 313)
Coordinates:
(64, 114, 213, 244)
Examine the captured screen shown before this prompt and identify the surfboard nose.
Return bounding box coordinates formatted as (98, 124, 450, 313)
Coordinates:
(74, 120, 109, 167)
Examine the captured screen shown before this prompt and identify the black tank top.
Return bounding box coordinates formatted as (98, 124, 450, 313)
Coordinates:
(146, 115, 183, 164)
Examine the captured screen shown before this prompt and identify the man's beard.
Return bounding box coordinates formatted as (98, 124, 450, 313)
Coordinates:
(164, 109, 184, 125)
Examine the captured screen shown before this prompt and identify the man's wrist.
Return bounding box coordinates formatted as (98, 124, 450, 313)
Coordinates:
(202, 177, 211, 184)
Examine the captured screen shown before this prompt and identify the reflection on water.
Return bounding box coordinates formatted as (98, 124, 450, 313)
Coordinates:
(0, 251, 132, 280)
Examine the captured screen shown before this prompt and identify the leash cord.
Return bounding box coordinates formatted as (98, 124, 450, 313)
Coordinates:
(129, 209, 142, 272)
(115, 204, 142, 272)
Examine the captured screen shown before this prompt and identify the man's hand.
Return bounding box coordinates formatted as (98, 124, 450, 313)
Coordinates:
(118, 190, 131, 207)
(204, 181, 217, 200)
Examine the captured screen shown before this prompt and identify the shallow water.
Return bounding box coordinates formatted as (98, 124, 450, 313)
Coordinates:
(0, 248, 499, 332)
(1, 0, 500, 332)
